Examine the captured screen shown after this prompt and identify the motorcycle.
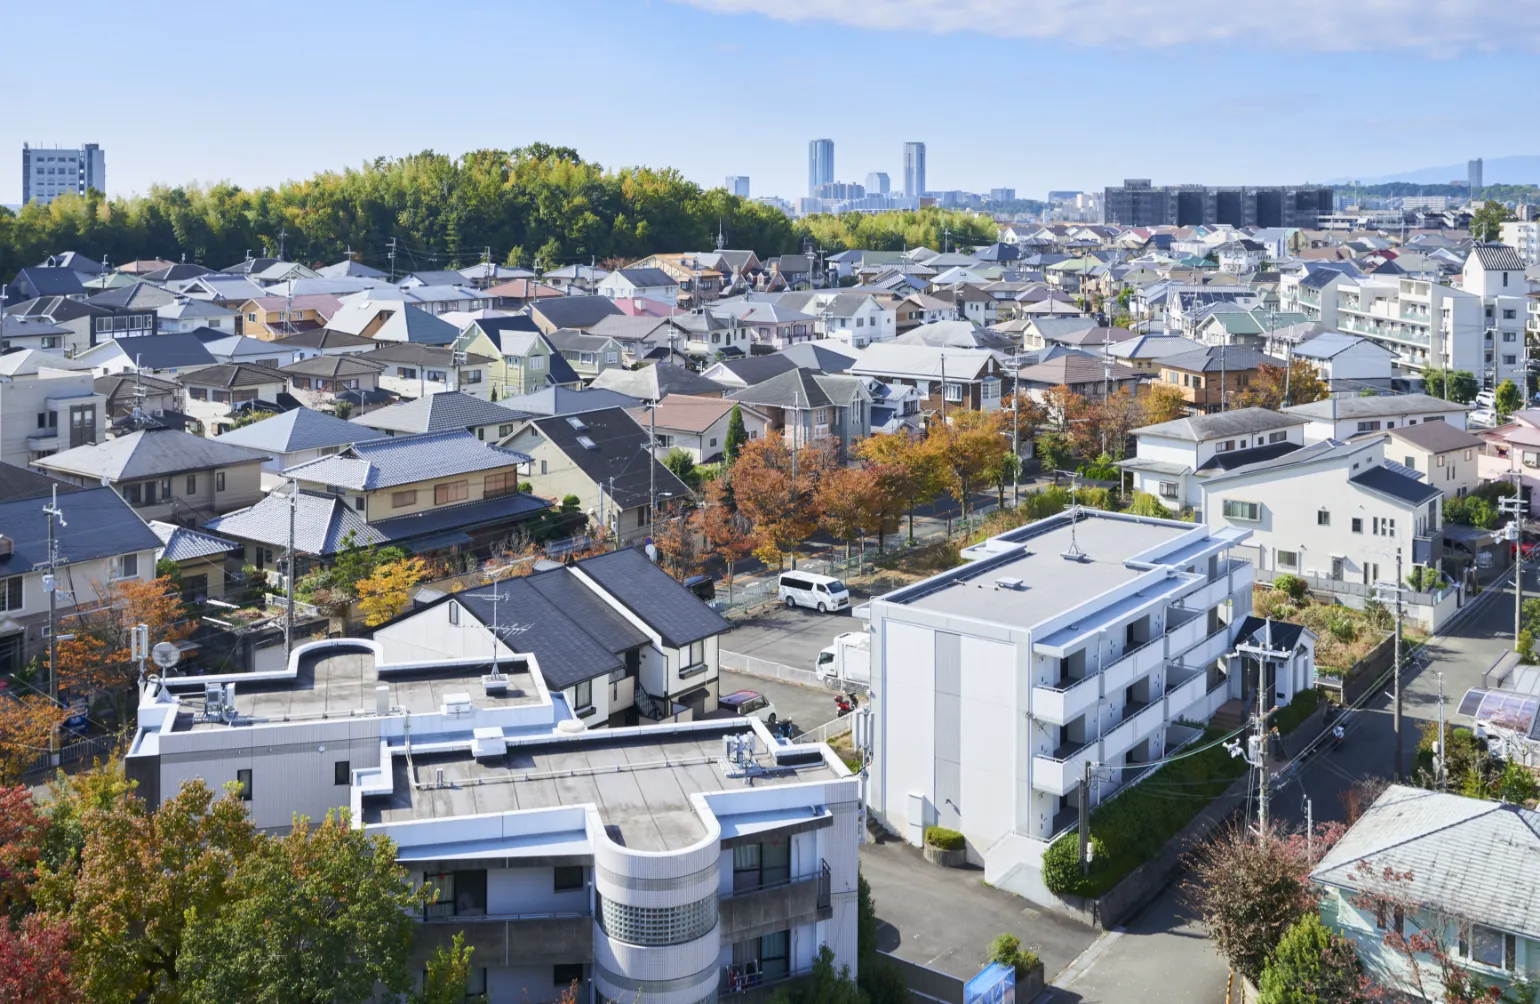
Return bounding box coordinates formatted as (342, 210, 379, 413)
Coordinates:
(1331, 725, 1346, 751)
(834, 692, 859, 717)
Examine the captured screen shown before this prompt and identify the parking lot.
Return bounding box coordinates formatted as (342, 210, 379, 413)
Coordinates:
(716, 600, 867, 734)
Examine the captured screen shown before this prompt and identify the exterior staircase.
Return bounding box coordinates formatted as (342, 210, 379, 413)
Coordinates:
(1209, 699, 1247, 732)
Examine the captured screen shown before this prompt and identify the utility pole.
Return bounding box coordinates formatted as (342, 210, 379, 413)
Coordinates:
(1079, 759, 1092, 875)
(285, 477, 298, 657)
(1436, 670, 1446, 791)
(1011, 390, 1020, 505)
(1256, 661, 1268, 833)
(1394, 549, 1404, 782)
(42, 486, 65, 704)
(387, 237, 397, 282)
(277, 226, 288, 261)
(1304, 796, 1313, 861)
(648, 401, 658, 543)
(1502, 484, 1526, 647)
(940, 352, 948, 424)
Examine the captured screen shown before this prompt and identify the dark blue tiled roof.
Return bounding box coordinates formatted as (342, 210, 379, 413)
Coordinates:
(573, 547, 729, 648)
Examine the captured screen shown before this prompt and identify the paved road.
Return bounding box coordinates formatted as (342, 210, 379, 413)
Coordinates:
(1050, 886, 1228, 1004)
(723, 601, 861, 673)
(860, 837, 1099, 983)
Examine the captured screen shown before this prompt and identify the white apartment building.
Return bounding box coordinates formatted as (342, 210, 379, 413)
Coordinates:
(127, 638, 859, 1003)
(1461, 245, 1531, 390)
(865, 509, 1306, 904)
(0, 349, 105, 467)
(1121, 408, 1308, 516)
(21, 142, 105, 204)
(1501, 220, 1540, 267)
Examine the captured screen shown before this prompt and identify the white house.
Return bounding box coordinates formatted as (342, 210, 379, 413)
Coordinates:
(595, 267, 681, 306)
(1461, 244, 1532, 391)
(866, 508, 1310, 906)
(1283, 393, 1471, 444)
(1121, 408, 1308, 515)
(1292, 331, 1396, 394)
(1384, 421, 1485, 500)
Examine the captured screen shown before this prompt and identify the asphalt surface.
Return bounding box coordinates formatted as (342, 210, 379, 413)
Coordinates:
(723, 601, 861, 674)
(1050, 887, 1228, 1004)
(718, 670, 849, 735)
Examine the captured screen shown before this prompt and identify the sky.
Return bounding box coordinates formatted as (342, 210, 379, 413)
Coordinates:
(5, 0, 1540, 206)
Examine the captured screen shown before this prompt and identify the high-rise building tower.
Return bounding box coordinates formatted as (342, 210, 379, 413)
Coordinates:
(22, 142, 105, 205)
(865, 172, 891, 196)
(808, 139, 834, 198)
(903, 142, 926, 199)
(1469, 158, 1484, 191)
(726, 176, 751, 198)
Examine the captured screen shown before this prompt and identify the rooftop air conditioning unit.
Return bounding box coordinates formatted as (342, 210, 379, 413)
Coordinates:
(995, 577, 1025, 590)
(441, 692, 473, 716)
(471, 727, 507, 759)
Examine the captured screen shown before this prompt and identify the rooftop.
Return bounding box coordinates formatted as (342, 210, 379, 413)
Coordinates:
(166, 644, 541, 734)
(1284, 393, 1470, 420)
(362, 724, 842, 850)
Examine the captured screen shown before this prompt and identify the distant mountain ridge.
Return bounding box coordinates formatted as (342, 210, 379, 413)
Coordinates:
(1331, 155, 1540, 187)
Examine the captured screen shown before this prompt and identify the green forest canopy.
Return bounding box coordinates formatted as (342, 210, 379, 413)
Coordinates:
(0, 144, 1000, 282)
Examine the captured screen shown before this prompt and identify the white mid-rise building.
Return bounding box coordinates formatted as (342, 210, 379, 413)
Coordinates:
(1500, 220, 1540, 267)
(21, 142, 104, 204)
(127, 638, 860, 1003)
(865, 509, 1309, 904)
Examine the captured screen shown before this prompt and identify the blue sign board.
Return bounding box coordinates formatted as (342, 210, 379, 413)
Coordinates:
(964, 962, 1015, 1004)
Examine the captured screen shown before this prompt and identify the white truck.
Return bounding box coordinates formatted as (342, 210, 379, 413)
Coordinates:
(816, 631, 870, 691)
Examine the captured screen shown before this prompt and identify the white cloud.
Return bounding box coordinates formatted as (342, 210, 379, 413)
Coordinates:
(675, 0, 1540, 55)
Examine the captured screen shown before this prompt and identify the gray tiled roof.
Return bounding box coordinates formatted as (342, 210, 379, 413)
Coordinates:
(1311, 784, 1540, 940)
(1469, 244, 1527, 272)
(91, 333, 217, 369)
(527, 408, 690, 509)
(35, 428, 270, 481)
(283, 430, 531, 490)
(0, 462, 80, 503)
(590, 363, 725, 401)
(352, 392, 533, 435)
(574, 547, 730, 649)
(609, 267, 678, 288)
(214, 407, 388, 454)
(1349, 464, 1442, 506)
(149, 520, 240, 561)
(1386, 420, 1483, 453)
(205, 490, 385, 555)
(1284, 393, 1470, 420)
(495, 387, 642, 416)
(531, 296, 624, 331)
(1135, 407, 1303, 441)
(0, 485, 161, 570)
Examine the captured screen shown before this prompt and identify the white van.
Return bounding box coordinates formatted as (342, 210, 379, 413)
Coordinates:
(778, 571, 850, 613)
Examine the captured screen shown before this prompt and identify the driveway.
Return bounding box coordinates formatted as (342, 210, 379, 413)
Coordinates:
(717, 670, 847, 735)
(1049, 885, 1228, 1004)
(723, 601, 861, 676)
(859, 837, 1099, 983)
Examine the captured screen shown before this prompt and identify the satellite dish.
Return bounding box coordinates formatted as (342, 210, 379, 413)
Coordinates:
(150, 642, 181, 669)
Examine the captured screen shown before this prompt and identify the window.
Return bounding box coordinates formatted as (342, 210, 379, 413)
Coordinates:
(606, 351, 618, 364)
(1222, 499, 1261, 522)
(540, 459, 547, 475)
(498, 423, 513, 437)
(1268, 431, 1287, 444)
(119, 553, 139, 578)
(1215, 440, 1235, 453)
(733, 836, 791, 892)
(1460, 923, 1517, 971)
(554, 865, 584, 892)
(530, 356, 544, 371)
(1357, 421, 1382, 432)
(1157, 481, 1179, 500)
(573, 679, 593, 712)
(685, 639, 706, 668)
(186, 475, 197, 494)
(1317, 509, 1330, 526)
(1505, 331, 1517, 342)
(1506, 355, 1518, 366)
(334, 760, 350, 785)
(434, 480, 469, 505)
(0, 576, 22, 611)
(943, 382, 964, 403)
(189, 387, 208, 400)
(484, 472, 516, 498)
(352, 496, 365, 511)
(1349, 516, 1363, 534)
(216, 472, 226, 492)
(447, 601, 459, 625)
(465, 968, 488, 997)
(397, 367, 417, 380)
(552, 964, 583, 989)
(392, 490, 417, 508)
(1506, 308, 1518, 320)
(1437, 455, 1446, 467)
(422, 869, 487, 919)
(236, 768, 252, 801)
(425, 370, 446, 383)
(463, 369, 482, 384)
(1277, 549, 1299, 570)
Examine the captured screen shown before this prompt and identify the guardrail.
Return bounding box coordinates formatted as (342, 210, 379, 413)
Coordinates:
(23, 732, 122, 778)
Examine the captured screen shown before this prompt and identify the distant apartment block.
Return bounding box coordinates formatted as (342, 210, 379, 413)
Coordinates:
(903, 142, 926, 199)
(865, 172, 890, 196)
(1102, 178, 1333, 228)
(1469, 157, 1484, 191)
(22, 143, 105, 204)
(726, 176, 750, 198)
(808, 139, 834, 198)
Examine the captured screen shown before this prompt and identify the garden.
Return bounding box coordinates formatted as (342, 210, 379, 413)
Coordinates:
(1252, 575, 1419, 677)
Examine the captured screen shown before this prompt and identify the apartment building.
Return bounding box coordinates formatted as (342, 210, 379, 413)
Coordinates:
(1101, 179, 1332, 228)
(21, 142, 105, 204)
(1461, 245, 1530, 390)
(0, 349, 104, 467)
(866, 509, 1300, 904)
(1501, 220, 1540, 267)
(125, 637, 858, 1003)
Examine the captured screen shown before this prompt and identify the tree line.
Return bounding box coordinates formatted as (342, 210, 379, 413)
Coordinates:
(0, 144, 1000, 282)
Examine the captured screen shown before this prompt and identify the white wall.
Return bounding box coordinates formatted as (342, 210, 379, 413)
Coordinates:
(957, 635, 1018, 857)
(879, 620, 935, 844)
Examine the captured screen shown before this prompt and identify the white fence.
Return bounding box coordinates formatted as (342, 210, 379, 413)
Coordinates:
(719, 650, 869, 696)
(798, 714, 854, 744)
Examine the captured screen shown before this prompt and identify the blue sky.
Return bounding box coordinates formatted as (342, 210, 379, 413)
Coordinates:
(5, 0, 1538, 205)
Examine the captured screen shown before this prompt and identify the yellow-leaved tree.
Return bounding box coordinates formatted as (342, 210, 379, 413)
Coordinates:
(356, 557, 430, 627)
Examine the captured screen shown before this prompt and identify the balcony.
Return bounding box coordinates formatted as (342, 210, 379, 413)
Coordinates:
(1101, 700, 1164, 757)
(1163, 665, 1209, 719)
(1178, 625, 1232, 668)
(26, 431, 60, 452)
(1033, 740, 1096, 796)
(1102, 635, 1161, 694)
(720, 861, 832, 941)
(1033, 672, 1100, 727)
(1165, 609, 1206, 657)
(1178, 575, 1230, 614)
(416, 911, 592, 966)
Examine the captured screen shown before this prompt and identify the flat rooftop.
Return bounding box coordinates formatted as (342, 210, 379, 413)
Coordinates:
(891, 514, 1190, 626)
(170, 645, 541, 731)
(362, 724, 841, 851)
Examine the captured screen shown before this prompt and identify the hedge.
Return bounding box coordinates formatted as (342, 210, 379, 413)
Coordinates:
(1269, 688, 1320, 736)
(924, 826, 965, 851)
(1043, 728, 1247, 898)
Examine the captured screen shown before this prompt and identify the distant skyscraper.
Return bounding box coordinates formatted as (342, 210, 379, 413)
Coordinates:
(808, 139, 834, 198)
(903, 142, 926, 199)
(22, 142, 105, 205)
(865, 172, 891, 196)
(726, 175, 751, 198)
(1469, 157, 1484, 191)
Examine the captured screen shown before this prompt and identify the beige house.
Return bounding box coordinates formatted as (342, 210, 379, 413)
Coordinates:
(625, 394, 768, 464)
(181, 363, 289, 436)
(1383, 421, 1484, 499)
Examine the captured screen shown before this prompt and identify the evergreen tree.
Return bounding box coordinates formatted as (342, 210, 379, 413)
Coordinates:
(723, 404, 748, 465)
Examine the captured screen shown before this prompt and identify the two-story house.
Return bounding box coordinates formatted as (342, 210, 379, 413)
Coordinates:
(1283, 393, 1471, 444)
(1291, 331, 1396, 394)
(4, 296, 116, 354)
(32, 428, 270, 524)
(595, 268, 681, 306)
(0, 465, 162, 676)
(628, 253, 725, 306)
(352, 391, 534, 444)
(626, 394, 769, 464)
(849, 343, 1004, 414)
(235, 294, 342, 339)
(1156, 345, 1284, 414)
(157, 297, 241, 336)
(363, 343, 495, 401)
(456, 317, 582, 397)
(541, 329, 626, 383)
(278, 354, 383, 411)
(180, 363, 290, 436)
(501, 408, 692, 545)
(213, 407, 389, 491)
(1384, 421, 1484, 499)
(723, 368, 872, 460)
(0, 349, 104, 467)
(1122, 408, 1307, 515)
(73, 332, 218, 378)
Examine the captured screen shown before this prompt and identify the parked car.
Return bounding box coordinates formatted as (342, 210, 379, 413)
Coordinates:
(778, 571, 850, 613)
(1469, 408, 1498, 427)
(719, 689, 778, 724)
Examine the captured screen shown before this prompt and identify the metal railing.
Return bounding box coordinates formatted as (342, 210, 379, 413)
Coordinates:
(24, 732, 122, 778)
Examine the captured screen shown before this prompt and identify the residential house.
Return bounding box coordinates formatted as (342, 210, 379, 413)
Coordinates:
(711, 299, 818, 351)
(73, 333, 217, 378)
(541, 329, 626, 383)
(931, 284, 998, 326)
(766, 254, 813, 289)
(456, 262, 534, 288)
(363, 343, 495, 401)
(0, 315, 74, 354)
(396, 270, 470, 289)
(1020, 316, 1101, 351)
(540, 262, 607, 293)
(0, 349, 104, 466)
(269, 328, 377, 361)
(1016, 352, 1143, 404)
(1202, 435, 1443, 592)
(664, 309, 755, 363)
(894, 320, 1014, 353)
(776, 341, 863, 373)
(337, 284, 491, 317)
(32, 428, 269, 524)
(148, 521, 240, 602)
(1312, 785, 1540, 1002)
(699, 354, 798, 390)
(724, 368, 872, 459)
(496, 387, 641, 418)
(352, 391, 533, 444)
(628, 252, 726, 306)
(4, 296, 115, 353)
(0, 465, 162, 675)
(6, 266, 87, 303)
(1385, 421, 1484, 499)
(595, 268, 681, 307)
(1292, 332, 1396, 394)
(79, 284, 164, 338)
(626, 394, 768, 463)
(528, 296, 624, 335)
(367, 303, 463, 346)
(501, 408, 691, 544)
(180, 364, 290, 436)
(849, 343, 1005, 413)
(1193, 310, 1310, 351)
(589, 363, 725, 403)
(1106, 334, 1200, 374)
(236, 294, 342, 340)
(1156, 346, 1284, 414)
(213, 407, 389, 491)
(895, 293, 959, 330)
(1283, 393, 1471, 443)
(201, 334, 297, 370)
(95, 372, 184, 432)
(1475, 410, 1540, 515)
(483, 277, 565, 310)
(278, 355, 383, 411)
(775, 291, 898, 346)
(866, 508, 1296, 903)
(1213, 239, 1268, 274)
(157, 297, 241, 336)
(1121, 408, 1308, 514)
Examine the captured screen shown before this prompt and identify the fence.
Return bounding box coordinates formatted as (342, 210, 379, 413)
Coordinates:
(24, 732, 122, 779)
(798, 715, 854, 744)
(881, 953, 965, 1004)
(720, 650, 825, 689)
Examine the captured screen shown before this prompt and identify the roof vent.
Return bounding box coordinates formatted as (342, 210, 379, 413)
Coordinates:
(995, 576, 1025, 590)
(471, 727, 506, 759)
(375, 684, 391, 715)
(441, 692, 473, 716)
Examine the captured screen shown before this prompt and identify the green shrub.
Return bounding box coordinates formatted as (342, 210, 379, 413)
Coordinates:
(1272, 574, 1307, 601)
(924, 826, 964, 851)
(1043, 729, 1248, 897)
(1327, 613, 1357, 643)
(987, 933, 1042, 981)
(1269, 688, 1320, 735)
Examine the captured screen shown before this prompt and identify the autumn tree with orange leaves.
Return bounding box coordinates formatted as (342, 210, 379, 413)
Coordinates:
(730, 437, 838, 567)
(699, 478, 756, 599)
(53, 576, 194, 722)
(0, 696, 71, 786)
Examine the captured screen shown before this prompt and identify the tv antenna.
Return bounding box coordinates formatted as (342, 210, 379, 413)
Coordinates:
(1060, 475, 1087, 562)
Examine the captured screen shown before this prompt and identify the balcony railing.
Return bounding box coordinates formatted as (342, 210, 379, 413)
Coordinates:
(728, 859, 830, 907)
(1033, 672, 1100, 726)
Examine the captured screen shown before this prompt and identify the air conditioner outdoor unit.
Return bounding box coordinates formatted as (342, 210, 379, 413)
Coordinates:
(441, 692, 473, 716)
